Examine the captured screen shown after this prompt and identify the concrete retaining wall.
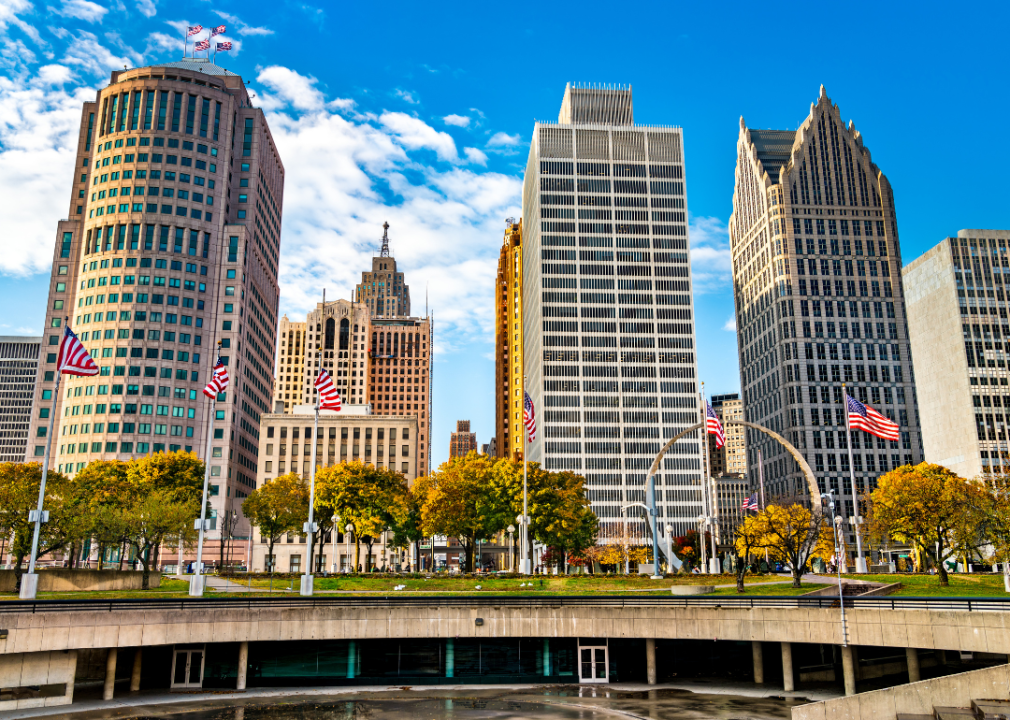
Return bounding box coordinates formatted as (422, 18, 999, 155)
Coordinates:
(0, 650, 77, 711)
(792, 663, 1010, 719)
(0, 570, 160, 592)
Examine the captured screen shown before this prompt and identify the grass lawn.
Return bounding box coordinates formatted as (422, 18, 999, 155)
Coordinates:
(709, 583, 827, 596)
(828, 572, 1010, 597)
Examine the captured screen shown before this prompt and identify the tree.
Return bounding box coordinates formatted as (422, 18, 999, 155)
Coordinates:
(315, 462, 411, 573)
(125, 489, 198, 589)
(241, 473, 308, 582)
(127, 450, 204, 501)
(414, 453, 499, 572)
(74, 460, 131, 569)
(871, 462, 976, 586)
(0, 463, 88, 588)
(733, 514, 765, 592)
(752, 504, 823, 588)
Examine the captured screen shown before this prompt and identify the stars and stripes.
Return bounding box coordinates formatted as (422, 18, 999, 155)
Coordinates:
(742, 493, 760, 512)
(216, 42, 232, 51)
(314, 369, 341, 411)
(706, 401, 725, 448)
(523, 391, 537, 443)
(187, 25, 203, 36)
(846, 394, 899, 441)
(194, 39, 210, 51)
(203, 358, 229, 398)
(210, 25, 226, 36)
(57, 326, 99, 377)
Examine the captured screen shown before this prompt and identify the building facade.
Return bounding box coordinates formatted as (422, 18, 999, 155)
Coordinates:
(715, 475, 750, 539)
(24, 58, 283, 561)
(730, 86, 922, 518)
(0, 336, 41, 463)
(449, 420, 477, 458)
(495, 219, 524, 459)
(709, 393, 747, 479)
(298, 299, 372, 408)
(521, 84, 703, 537)
(254, 405, 419, 573)
(274, 315, 306, 413)
(354, 223, 411, 318)
(903, 230, 1010, 479)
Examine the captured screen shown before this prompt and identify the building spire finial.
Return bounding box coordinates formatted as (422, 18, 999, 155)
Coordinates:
(380, 222, 390, 258)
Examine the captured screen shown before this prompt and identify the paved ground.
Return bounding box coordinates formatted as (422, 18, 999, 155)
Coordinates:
(6, 681, 837, 720)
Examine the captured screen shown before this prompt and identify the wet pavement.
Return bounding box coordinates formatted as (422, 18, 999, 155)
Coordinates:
(16, 685, 817, 720)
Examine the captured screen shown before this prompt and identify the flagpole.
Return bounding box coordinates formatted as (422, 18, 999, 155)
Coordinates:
(698, 385, 709, 573)
(757, 446, 769, 566)
(521, 376, 530, 575)
(843, 383, 866, 573)
(302, 290, 324, 595)
(701, 384, 718, 573)
(190, 340, 221, 597)
(19, 365, 64, 599)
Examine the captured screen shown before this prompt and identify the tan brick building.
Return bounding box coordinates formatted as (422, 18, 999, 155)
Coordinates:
(355, 222, 411, 317)
(254, 405, 419, 573)
(449, 420, 477, 458)
(274, 315, 305, 413)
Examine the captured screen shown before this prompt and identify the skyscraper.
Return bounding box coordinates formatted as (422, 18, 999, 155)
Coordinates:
(355, 223, 411, 317)
(0, 336, 42, 463)
(903, 230, 1010, 478)
(730, 86, 921, 517)
(521, 84, 702, 537)
(25, 58, 283, 546)
(274, 315, 306, 413)
(449, 420, 477, 458)
(495, 219, 524, 459)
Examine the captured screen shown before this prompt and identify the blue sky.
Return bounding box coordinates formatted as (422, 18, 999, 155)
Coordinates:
(1, 0, 1008, 467)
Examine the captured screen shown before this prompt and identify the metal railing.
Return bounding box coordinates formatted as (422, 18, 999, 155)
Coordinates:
(0, 594, 1008, 615)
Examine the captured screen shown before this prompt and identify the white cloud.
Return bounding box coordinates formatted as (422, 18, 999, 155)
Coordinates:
(214, 10, 273, 36)
(463, 147, 487, 165)
(487, 131, 520, 147)
(379, 111, 460, 163)
(394, 88, 418, 104)
(0, 0, 41, 44)
(689, 215, 731, 293)
(135, 0, 155, 17)
(52, 0, 108, 23)
(0, 69, 96, 275)
(62, 30, 137, 76)
(255, 66, 324, 111)
(443, 113, 469, 127)
(723, 316, 737, 332)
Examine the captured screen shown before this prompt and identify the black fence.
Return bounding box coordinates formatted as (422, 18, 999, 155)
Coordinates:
(1, 594, 1008, 614)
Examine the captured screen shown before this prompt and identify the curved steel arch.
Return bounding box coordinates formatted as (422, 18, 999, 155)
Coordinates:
(647, 420, 822, 516)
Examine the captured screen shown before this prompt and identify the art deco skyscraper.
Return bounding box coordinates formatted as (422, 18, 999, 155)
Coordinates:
(522, 84, 703, 537)
(730, 86, 921, 516)
(26, 58, 283, 543)
(355, 223, 411, 317)
(495, 219, 524, 459)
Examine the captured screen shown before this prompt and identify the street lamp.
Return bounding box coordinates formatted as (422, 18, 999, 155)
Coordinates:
(821, 492, 848, 647)
(664, 523, 674, 574)
(345, 523, 354, 573)
(332, 515, 340, 575)
(507, 524, 515, 573)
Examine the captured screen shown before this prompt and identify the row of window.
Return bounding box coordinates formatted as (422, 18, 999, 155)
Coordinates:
(90, 169, 214, 186)
(796, 258, 890, 278)
(72, 312, 204, 328)
(90, 204, 212, 221)
(91, 187, 215, 205)
(265, 426, 411, 440)
(48, 441, 185, 462)
(99, 89, 222, 139)
(541, 277, 687, 292)
(94, 154, 217, 173)
(811, 452, 913, 473)
(94, 137, 218, 155)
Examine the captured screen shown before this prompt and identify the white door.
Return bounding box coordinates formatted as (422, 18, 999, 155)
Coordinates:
(171, 645, 205, 689)
(578, 645, 608, 683)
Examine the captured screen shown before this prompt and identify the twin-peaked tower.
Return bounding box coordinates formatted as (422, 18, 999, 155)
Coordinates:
(730, 86, 922, 515)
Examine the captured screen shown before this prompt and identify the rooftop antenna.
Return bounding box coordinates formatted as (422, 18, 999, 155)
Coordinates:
(380, 222, 391, 258)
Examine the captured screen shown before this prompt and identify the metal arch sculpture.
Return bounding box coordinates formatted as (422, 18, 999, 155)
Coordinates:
(647, 420, 822, 516)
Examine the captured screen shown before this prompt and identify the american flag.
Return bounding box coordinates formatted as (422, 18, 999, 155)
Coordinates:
(203, 358, 229, 398)
(706, 400, 725, 448)
(194, 39, 210, 51)
(523, 391, 537, 443)
(216, 42, 232, 51)
(57, 326, 99, 377)
(314, 369, 341, 411)
(187, 25, 203, 36)
(210, 25, 226, 36)
(741, 493, 760, 512)
(846, 394, 899, 441)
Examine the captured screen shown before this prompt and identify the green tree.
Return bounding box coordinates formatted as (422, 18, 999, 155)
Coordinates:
(872, 462, 982, 586)
(73, 460, 131, 569)
(125, 489, 198, 589)
(414, 453, 499, 572)
(242, 473, 308, 582)
(0, 463, 88, 588)
(317, 462, 412, 572)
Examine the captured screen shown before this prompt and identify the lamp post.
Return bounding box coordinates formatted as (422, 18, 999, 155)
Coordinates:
(507, 524, 515, 573)
(821, 492, 848, 647)
(332, 516, 340, 574)
(345, 523, 354, 573)
(664, 523, 674, 574)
